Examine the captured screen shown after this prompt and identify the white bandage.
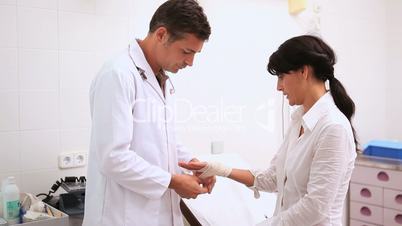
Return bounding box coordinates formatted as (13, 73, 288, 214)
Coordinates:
(197, 162, 232, 179)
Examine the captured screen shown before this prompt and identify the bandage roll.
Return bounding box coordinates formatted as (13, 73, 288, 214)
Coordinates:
(197, 162, 232, 179)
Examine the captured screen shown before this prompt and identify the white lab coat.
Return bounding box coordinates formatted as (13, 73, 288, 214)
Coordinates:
(83, 40, 193, 226)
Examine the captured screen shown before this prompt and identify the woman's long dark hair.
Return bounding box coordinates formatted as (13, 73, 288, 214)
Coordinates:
(267, 35, 358, 149)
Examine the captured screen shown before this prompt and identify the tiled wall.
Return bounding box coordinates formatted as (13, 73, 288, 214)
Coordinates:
(0, 0, 131, 195)
(386, 0, 402, 140)
(319, 0, 389, 146)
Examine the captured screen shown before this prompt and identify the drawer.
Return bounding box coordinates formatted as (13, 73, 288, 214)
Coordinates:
(384, 208, 402, 226)
(350, 201, 383, 225)
(350, 219, 379, 226)
(384, 188, 402, 211)
(350, 182, 383, 206)
(351, 166, 402, 190)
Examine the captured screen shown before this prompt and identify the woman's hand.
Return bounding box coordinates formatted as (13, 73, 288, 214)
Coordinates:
(180, 161, 256, 190)
(179, 161, 232, 179)
(179, 161, 207, 171)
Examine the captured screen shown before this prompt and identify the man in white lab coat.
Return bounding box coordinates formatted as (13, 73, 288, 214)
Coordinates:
(83, 1, 213, 225)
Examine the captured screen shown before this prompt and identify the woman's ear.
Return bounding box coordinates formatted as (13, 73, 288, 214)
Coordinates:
(301, 65, 311, 80)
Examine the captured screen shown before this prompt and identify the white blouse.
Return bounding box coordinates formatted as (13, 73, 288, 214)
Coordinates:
(252, 92, 357, 226)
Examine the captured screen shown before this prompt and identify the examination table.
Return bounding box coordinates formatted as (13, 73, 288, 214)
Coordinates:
(181, 153, 277, 226)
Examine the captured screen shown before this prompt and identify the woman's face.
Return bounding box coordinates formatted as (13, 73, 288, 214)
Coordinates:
(276, 69, 306, 106)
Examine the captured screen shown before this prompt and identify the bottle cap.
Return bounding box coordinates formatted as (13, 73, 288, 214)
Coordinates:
(6, 177, 16, 184)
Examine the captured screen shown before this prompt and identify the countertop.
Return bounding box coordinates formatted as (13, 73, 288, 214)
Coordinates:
(355, 153, 402, 171)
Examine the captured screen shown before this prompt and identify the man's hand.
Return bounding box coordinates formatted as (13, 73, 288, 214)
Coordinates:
(169, 174, 208, 199)
(186, 159, 216, 194)
(201, 175, 216, 194)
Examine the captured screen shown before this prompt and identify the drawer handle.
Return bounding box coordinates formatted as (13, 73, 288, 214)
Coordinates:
(396, 194, 402, 204)
(377, 171, 389, 181)
(360, 206, 371, 216)
(395, 214, 402, 224)
(360, 188, 371, 198)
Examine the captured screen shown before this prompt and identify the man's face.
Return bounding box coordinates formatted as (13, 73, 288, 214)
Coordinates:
(157, 32, 204, 73)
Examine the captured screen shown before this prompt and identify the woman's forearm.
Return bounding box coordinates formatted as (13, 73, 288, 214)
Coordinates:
(228, 169, 255, 187)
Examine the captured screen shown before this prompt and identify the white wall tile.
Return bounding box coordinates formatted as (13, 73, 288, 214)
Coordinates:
(60, 129, 90, 152)
(94, 51, 113, 69)
(19, 169, 87, 196)
(0, 0, 16, 5)
(20, 92, 59, 130)
(387, 0, 402, 26)
(325, 0, 385, 20)
(17, 0, 57, 9)
(59, 12, 96, 51)
(0, 132, 20, 172)
(96, 0, 129, 17)
(58, 167, 87, 179)
(60, 51, 97, 91)
(58, 0, 95, 14)
(20, 169, 59, 195)
(0, 92, 19, 131)
(0, 5, 17, 47)
(0, 48, 18, 90)
(386, 0, 402, 140)
(19, 49, 58, 91)
(96, 16, 129, 52)
(20, 130, 59, 171)
(60, 92, 90, 129)
(18, 7, 57, 49)
(128, 0, 163, 38)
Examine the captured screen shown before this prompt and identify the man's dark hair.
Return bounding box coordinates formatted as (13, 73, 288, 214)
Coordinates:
(149, 0, 211, 41)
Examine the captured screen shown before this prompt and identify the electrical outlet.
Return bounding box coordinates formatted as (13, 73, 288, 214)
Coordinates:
(73, 152, 87, 167)
(59, 152, 87, 169)
(59, 153, 74, 169)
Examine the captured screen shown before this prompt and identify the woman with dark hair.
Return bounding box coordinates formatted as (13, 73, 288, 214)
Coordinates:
(180, 35, 357, 225)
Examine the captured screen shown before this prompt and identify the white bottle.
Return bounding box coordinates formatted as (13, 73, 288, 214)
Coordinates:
(2, 177, 19, 225)
(0, 179, 6, 218)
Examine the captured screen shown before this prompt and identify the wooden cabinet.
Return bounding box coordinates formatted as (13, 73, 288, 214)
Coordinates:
(350, 155, 402, 226)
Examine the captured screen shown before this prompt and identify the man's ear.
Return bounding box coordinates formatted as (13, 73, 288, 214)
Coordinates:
(155, 27, 169, 44)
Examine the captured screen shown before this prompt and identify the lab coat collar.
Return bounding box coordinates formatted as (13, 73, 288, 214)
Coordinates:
(291, 107, 304, 121)
(291, 92, 334, 132)
(129, 39, 166, 100)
